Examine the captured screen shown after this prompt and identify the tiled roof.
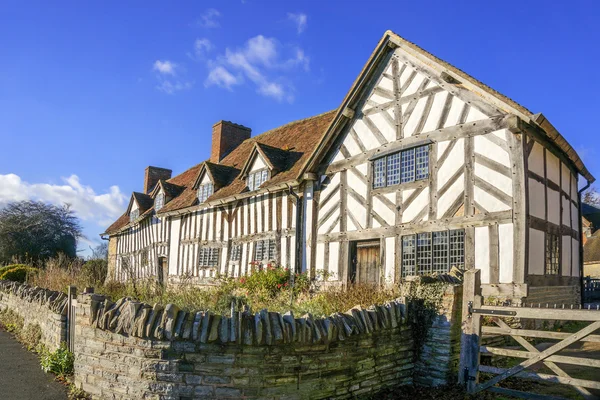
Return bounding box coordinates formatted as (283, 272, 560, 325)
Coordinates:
(132, 192, 153, 213)
(104, 110, 336, 235)
(584, 230, 600, 264)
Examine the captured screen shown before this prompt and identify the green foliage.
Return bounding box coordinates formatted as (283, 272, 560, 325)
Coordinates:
(0, 200, 83, 264)
(0, 264, 29, 276)
(0, 265, 38, 282)
(0, 308, 24, 333)
(81, 259, 107, 286)
(20, 323, 42, 351)
(40, 343, 74, 377)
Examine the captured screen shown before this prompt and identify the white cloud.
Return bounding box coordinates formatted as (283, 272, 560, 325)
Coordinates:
(194, 38, 213, 57)
(0, 174, 127, 227)
(205, 66, 241, 90)
(205, 35, 307, 102)
(153, 60, 177, 75)
(287, 13, 307, 34)
(196, 8, 221, 28)
(156, 80, 193, 94)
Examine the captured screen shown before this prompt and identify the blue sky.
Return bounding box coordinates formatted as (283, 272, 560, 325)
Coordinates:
(1, 0, 599, 255)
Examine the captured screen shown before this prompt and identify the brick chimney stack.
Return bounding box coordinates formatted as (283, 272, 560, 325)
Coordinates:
(211, 121, 251, 163)
(144, 166, 172, 194)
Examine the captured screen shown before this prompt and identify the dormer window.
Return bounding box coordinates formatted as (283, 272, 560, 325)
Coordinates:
(155, 193, 165, 211)
(129, 209, 139, 222)
(198, 183, 214, 203)
(248, 169, 268, 191)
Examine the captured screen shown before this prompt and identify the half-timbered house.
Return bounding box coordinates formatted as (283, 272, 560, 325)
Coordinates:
(103, 31, 594, 304)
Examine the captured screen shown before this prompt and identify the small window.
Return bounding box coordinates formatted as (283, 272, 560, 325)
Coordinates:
(545, 233, 559, 275)
(198, 183, 214, 203)
(230, 244, 242, 261)
(155, 193, 165, 211)
(253, 239, 276, 262)
(130, 209, 139, 222)
(401, 229, 464, 277)
(198, 247, 220, 268)
(248, 169, 268, 191)
(141, 250, 149, 266)
(372, 145, 429, 188)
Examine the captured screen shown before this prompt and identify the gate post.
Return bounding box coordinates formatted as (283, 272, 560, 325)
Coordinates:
(67, 285, 77, 353)
(458, 269, 482, 393)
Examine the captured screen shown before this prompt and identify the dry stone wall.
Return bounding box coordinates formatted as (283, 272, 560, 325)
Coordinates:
(74, 293, 414, 399)
(0, 280, 68, 351)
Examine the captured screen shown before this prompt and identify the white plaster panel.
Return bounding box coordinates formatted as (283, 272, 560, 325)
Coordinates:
(289, 236, 296, 270)
(465, 106, 488, 122)
(373, 197, 395, 223)
(404, 96, 428, 137)
(474, 135, 510, 167)
(341, 131, 362, 156)
(318, 208, 340, 235)
(437, 176, 464, 218)
(546, 151, 560, 186)
(398, 62, 412, 87)
(571, 176, 578, 201)
(168, 217, 181, 275)
(368, 93, 391, 105)
(437, 138, 464, 189)
(353, 119, 381, 150)
(402, 187, 429, 223)
(562, 236, 571, 276)
(346, 215, 357, 231)
(475, 227, 490, 284)
(528, 142, 544, 176)
(316, 243, 325, 273)
(474, 162, 512, 196)
(250, 155, 267, 172)
(528, 179, 546, 219)
(347, 195, 367, 229)
(319, 190, 340, 220)
(444, 96, 465, 128)
(547, 188, 560, 226)
(329, 241, 340, 281)
(572, 238, 580, 277)
(571, 203, 578, 232)
(372, 219, 381, 229)
(349, 170, 368, 199)
(492, 129, 507, 140)
(437, 141, 450, 159)
(528, 229, 545, 276)
(561, 163, 571, 193)
(355, 162, 368, 176)
(385, 237, 395, 282)
(403, 189, 415, 202)
(562, 196, 571, 228)
(474, 186, 510, 212)
(200, 173, 211, 185)
(131, 200, 139, 213)
(369, 112, 395, 143)
(384, 192, 395, 205)
(422, 91, 449, 133)
(332, 150, 344, 162)
(402, 73, 425, 98)
(498, 223, 514, 283)
(280, 240, 287, 270)
(378, 76, 394, 92)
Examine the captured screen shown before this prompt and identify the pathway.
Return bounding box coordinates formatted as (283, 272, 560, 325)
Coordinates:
(0, 329, 67, 400)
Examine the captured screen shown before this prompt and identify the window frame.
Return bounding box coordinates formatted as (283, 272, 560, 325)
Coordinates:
(545, 233, 560, 275)
(253, 239, 277, 263)
(372, 144, 430, 190)
(230, 243, 242, 262)
(401, 229, 465, 277)
(198, 247, 220, 268)
(154, 193, 165, 211)
(248, 169, 269, 191)
(129, 208, 139, 222)
(197, 182, 214, 204)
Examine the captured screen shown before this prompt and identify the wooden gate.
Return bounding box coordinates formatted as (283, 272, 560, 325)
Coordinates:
(459, 270, 600, 399)
(351, 241, 381, 284)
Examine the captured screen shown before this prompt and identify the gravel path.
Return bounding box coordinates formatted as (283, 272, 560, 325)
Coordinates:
(0, 329, 67, 400)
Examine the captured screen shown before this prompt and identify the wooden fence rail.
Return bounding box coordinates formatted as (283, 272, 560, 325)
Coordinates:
(459, 269, 600, 400)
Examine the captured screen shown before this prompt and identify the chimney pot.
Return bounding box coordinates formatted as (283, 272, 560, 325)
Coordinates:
(144, 166, 172, 194)
(211, 121, 251, 163)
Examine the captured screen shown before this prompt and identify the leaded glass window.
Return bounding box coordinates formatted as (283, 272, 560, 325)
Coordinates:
(372, 145, 429, 188)
(401, 235, 416, 277)
(198, 247, 220, 267)
(155, 193, 165, 211)
(231, 244, 242, 261)
(130, 209, 139, 222)
(545, 233, 559, 275)
(198, 183, 214, 203)
(248, 169, 269, 191)
(253, 239, 276, 262)
(401, 229, 465, 277)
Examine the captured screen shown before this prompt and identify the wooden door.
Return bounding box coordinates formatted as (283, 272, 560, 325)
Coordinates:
(353, 241, 381, 284)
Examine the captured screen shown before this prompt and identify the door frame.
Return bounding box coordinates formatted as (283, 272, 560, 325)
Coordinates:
(349, 239, 382, 285)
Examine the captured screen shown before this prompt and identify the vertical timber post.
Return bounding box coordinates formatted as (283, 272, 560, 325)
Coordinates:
(67, 285, 77, 353)
(458, 269, 482, 393)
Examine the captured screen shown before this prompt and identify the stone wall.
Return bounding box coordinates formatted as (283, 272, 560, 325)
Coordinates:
(414, 284, 462, 387)
(527, 285, 580, 306)
(0, 280, 68, 351)
(74, 294, 414, 399)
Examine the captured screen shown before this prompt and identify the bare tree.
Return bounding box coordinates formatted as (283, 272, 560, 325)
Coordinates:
(583, 186, 600, 206)
(0, 201, 83, 265)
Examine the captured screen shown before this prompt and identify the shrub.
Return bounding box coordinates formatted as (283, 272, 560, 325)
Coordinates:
(0, 264, 30, 278)
(0, 308, 24, 333)
(40, 343, 74, 377)
(0, 265, 38, 282)
(81, 259, 107, 286)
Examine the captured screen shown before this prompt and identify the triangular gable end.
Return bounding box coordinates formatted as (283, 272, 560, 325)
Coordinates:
(239, 143, 274, 179)
(301, 30, 592, 183)
(192, 163, 214, 190)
